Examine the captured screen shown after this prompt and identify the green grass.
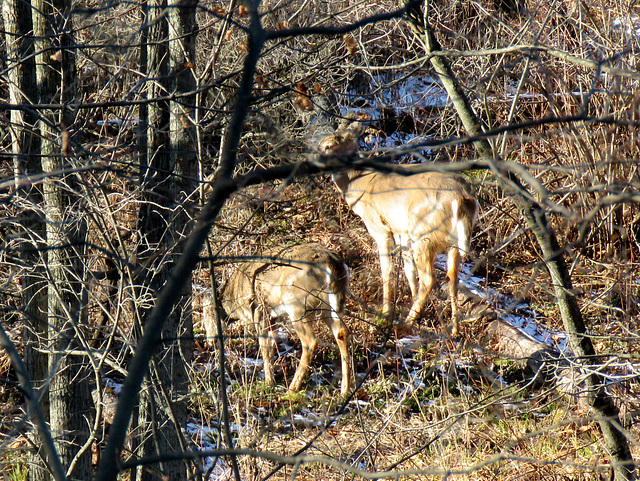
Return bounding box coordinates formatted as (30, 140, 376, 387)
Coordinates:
(1, 451, 28, 481)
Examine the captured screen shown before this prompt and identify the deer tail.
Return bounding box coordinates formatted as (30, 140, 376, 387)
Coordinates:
(325, 256, 349, 316)
(451, 197, 478, 255)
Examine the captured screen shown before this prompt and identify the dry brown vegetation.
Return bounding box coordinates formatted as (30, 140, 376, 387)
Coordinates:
(1, 0, 640, 479)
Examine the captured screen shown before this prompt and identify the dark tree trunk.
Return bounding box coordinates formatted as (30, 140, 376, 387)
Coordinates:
(166, 0, 198, 456)
(29, 0, 57, 479)
(2, 0, 37, 183)
(133, 1, 197, 479)
(136, 2, 172, 479)
(3, 2, 48, 480)
(32, 0, 93, 478)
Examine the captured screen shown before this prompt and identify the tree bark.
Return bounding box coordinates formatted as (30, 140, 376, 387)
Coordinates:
(3, 2, 50, 480)
(95, 3, 266, 478)
(133, 1, 197, 479)
(2, 0, 41, 379)
(32, 0, 93, 478)
(405, 2, 635, 479)
(2, 0, 37, 185)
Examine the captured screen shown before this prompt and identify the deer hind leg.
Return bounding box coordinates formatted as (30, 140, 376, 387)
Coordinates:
(321, 299, 351, 395)
(288, 313, 318, 392)
(406, 241, 436, 326)
(447, 247, 462, 336)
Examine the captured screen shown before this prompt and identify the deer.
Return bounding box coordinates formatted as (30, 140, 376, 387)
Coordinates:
(215, 243, 351, 395)
(318, 126, 478, 336)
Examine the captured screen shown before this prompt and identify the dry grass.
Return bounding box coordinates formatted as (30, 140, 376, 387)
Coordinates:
(183, 0, 640, 478)
(190, 175, 640, 480)
(1, 0, 640, 479)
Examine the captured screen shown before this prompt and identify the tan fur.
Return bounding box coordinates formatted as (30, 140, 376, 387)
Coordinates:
(317, 130, 359, 156)
(333, 169, 478, 335)
(218, 244, 351, 394)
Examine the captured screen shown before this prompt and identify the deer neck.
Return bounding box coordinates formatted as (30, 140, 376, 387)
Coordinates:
(331, 169, 367, 195)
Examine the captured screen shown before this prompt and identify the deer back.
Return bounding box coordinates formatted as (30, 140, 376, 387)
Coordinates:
(333, 170, 477, 250)
(261, 245, 347, 317)
(220, 244, 348, 327)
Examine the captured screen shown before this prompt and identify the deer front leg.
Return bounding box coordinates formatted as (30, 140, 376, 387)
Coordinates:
(375, 232, 396, 318)
(406, 268, 436, 325)
(324, 311, 351, 395)
(407, 242, 436, 325)
(398, 236, 418, 299)
(257, 310, 276, 386)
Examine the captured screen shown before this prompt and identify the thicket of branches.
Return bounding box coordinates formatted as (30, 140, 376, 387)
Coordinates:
(0, 0, 639, 480)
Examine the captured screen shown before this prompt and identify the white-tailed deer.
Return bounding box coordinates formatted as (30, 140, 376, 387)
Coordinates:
(316, 120, 478, 335)
(332, 165, 478, 335)
(216, 243, 351, 395)
(330, 141, 478, 335)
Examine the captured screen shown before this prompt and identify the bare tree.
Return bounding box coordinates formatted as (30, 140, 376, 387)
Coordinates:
(29, 0, 93, 478)
(1, 1, 639, 480)
(406, 1, 635, 479)
(2, 1, 49, 479)
(131, 0, 198, 479)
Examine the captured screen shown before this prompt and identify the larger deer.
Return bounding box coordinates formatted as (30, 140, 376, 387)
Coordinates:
(217, 243, 351, 395)
(320, 128, 478, 335)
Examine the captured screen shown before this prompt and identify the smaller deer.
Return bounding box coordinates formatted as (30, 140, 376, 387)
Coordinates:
(319, 125, 478, 335)
(215, 244, 351, 395)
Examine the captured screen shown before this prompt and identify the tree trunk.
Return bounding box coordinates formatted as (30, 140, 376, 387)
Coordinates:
(2, 0, 37, 185)
(2, 0, 41, 380)
(133, 1, 197, 479)
(30, 1, 58, 479)
(3, 2, 49, 480)
(166, 0, 198, 446)
(136, 2, 171, 479)
(406, 2, 635, 479)
(95, 4, 267, 479)
(32, 0, 93, 478)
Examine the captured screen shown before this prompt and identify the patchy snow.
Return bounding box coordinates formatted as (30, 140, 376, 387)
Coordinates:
(237, 357, 263, 368)
(353, 75, 450, 114)
(612, 15, 640, 36)
(292, 409, 326, 427)
(186, 423, 231, 481)
(342, 74, 451, 119)
(391, 76, 450, 111)
(397, 335, 423, 351)
(96, 118, 139, 127)
(104, 377, 123, 394)
(343, 73, 453, 161)
(446, 255, 569, 353)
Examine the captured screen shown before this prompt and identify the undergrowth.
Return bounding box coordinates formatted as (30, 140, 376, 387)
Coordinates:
(1, 0, 639, 479)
